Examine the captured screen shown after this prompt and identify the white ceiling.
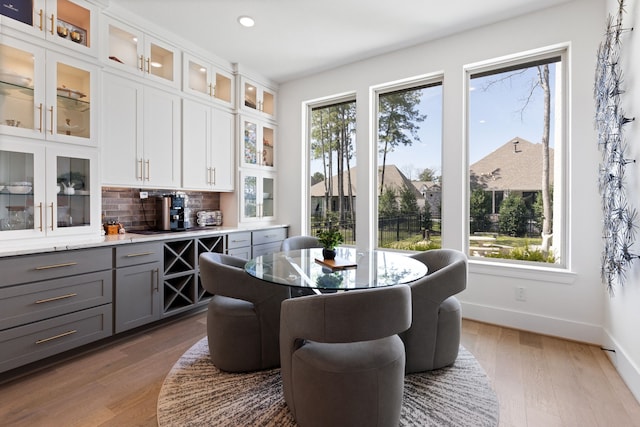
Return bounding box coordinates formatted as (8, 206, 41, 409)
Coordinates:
(110, 0, 572, 84)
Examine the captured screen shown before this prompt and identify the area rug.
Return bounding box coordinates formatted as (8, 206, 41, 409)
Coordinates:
(158, 337, 499, 426)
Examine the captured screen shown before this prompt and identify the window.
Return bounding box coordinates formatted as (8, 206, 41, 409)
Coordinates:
(468, 52, 564, 265)
(309, 99, 357, 244)
(376, 80, 443, 251)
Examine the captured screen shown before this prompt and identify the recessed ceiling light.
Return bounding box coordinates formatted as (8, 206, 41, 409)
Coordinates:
(238, 16, 255, 27)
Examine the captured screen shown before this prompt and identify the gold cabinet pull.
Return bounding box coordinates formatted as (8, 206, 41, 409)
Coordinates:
(49, 106, 54, 134)
(35, 261, 77, 270)
(126, 251, 155, 258)
(153, 268, 159, 292)
(208, 83, 214, 97)
(139, 54, 144, 72)
(36, 330, 77, 345)
(137, 158, 143, 181)
(212, 167, 216, 185)
(145, 57, 150, 74)
(37, 103, 43, 132)
(49, 14, 54, 35)
(35, 293, 77, 304)
(49, 202, 54, 231)
(38, 9, 43, 31)
(145, 160, 150, 181)
(38, 202, 43, 232)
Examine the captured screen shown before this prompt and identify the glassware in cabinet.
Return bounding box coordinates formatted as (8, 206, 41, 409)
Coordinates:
(0, 38, 95, 144)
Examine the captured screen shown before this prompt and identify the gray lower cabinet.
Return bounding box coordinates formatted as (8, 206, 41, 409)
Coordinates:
(114, 242, 162, 333)
(252, 228, 287, 257)
(0, 247, 113, 373)
(227, 231, 252, 259)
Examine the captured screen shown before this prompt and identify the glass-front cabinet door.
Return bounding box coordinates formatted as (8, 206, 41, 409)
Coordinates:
(240, 116, 275, 169)
(49, 150, 95, 234)
(240, 77, 276, 119)
(0, 37, 95, 144)
(50, 53, 94, 143)
(0, 0, 97, 56)
(0, 36, 44, 138)
(0, 137, 98, 240)
(0, 141, 43, 237)
(183, 53, 234, 107)
(104, 17, 180, 89)
(240, 171, 275, 222)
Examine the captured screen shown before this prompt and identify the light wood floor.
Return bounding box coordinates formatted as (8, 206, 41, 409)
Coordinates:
(1, 312, 639, 427)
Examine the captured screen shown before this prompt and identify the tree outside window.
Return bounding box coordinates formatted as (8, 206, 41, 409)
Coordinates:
(468, 54, 562, 264)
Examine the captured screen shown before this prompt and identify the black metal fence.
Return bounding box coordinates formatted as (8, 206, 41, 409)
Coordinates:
(311, 214, 440, 246)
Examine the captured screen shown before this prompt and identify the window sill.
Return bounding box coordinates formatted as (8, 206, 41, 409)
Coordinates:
(469, 258, 576, 285)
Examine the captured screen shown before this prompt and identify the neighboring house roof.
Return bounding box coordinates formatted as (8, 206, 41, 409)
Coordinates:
(310, 164, 424, 198)
(413, 181, 441, 193)
(469, 137, 554, 191)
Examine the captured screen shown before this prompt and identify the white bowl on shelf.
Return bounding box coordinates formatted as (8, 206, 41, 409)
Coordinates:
(6, 185, 32, 194)
(0, 70, 32, 87)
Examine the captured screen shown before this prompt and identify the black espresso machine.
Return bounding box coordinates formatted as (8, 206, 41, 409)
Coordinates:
(157, 193, 190, 231)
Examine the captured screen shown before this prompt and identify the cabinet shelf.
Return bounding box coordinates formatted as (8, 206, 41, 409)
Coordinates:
(0, 80, 34, 99)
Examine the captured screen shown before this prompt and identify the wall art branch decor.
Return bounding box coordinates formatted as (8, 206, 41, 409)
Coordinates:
(594, 0, 635, 294)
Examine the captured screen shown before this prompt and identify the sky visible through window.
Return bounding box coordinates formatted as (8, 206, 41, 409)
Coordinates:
(310, 66, 553, 181)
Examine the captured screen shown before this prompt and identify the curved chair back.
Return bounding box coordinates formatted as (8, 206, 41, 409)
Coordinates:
(280, 285, 412, 421)
(199, 252, 290, 371)
(280, 235, 321, 251)
(401, 249, 467, 373)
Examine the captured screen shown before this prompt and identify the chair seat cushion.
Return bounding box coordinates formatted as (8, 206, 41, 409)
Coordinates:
(293, 335, 404, 373)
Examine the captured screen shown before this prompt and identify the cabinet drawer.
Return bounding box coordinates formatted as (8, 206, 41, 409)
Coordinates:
(0, 247, 112, 287)
(253, 228, 287, 246)
(0, 271, 113, 331)
(227, 232, 252, 249)
(227, 247, 251, 260)
(0, 304, 113, 373)
(115, 242, 163, 268)
(252, 241, 282, 258)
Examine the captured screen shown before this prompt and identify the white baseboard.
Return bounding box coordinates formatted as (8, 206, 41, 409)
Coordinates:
(602, 329, 640, 404)
(460, 301, 602, 344)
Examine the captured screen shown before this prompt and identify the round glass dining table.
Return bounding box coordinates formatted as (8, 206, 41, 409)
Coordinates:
(244, 247, 427, 291)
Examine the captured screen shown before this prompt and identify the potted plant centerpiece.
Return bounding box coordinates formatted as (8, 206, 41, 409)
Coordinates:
(317, 226, 344, 260)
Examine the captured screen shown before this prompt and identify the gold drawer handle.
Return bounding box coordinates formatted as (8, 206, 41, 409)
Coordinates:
(126, 252, 155, 258)
(35, 262, 78, 270)
(36, 329, 77, 345)
(35, 293, 77, 304)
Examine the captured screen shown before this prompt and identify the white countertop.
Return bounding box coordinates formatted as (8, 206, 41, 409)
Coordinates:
(0, 224, 289, 258)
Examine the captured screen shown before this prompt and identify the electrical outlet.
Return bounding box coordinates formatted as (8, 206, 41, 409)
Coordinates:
(515, 286, 527, 301)
(140, 191, 148, 199)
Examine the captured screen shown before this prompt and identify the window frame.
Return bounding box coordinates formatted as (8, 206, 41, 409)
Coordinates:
(302, 92, 357, 236)
(464, 45, 569, 269)
(371, 73, 445, 250)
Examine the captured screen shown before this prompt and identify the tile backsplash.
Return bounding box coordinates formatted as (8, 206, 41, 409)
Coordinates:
(101, 187, 220, 232)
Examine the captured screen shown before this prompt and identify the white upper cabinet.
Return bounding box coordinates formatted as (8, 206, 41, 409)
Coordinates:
(0, 137, 100, 242)
(101, 72, 180, 188)
(102, 16, 180, 89)
(239, 76, 276, 120)
(182, 99, 234, 191)
(239, 115, 276, 170)
(182, 53, 234, 108)
(0, 0, 98, 57)
(0, 35, 97, 145)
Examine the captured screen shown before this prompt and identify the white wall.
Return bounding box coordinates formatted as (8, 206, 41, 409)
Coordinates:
(602, 0, 640, 403)
(278, 0, 638, 399)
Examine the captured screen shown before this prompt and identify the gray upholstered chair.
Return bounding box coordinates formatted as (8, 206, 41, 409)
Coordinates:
(280, 235, 321, 251)
(199, 252, 290, 372)
(280, 285, 412, 427)
(400, 249, 467, 373)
